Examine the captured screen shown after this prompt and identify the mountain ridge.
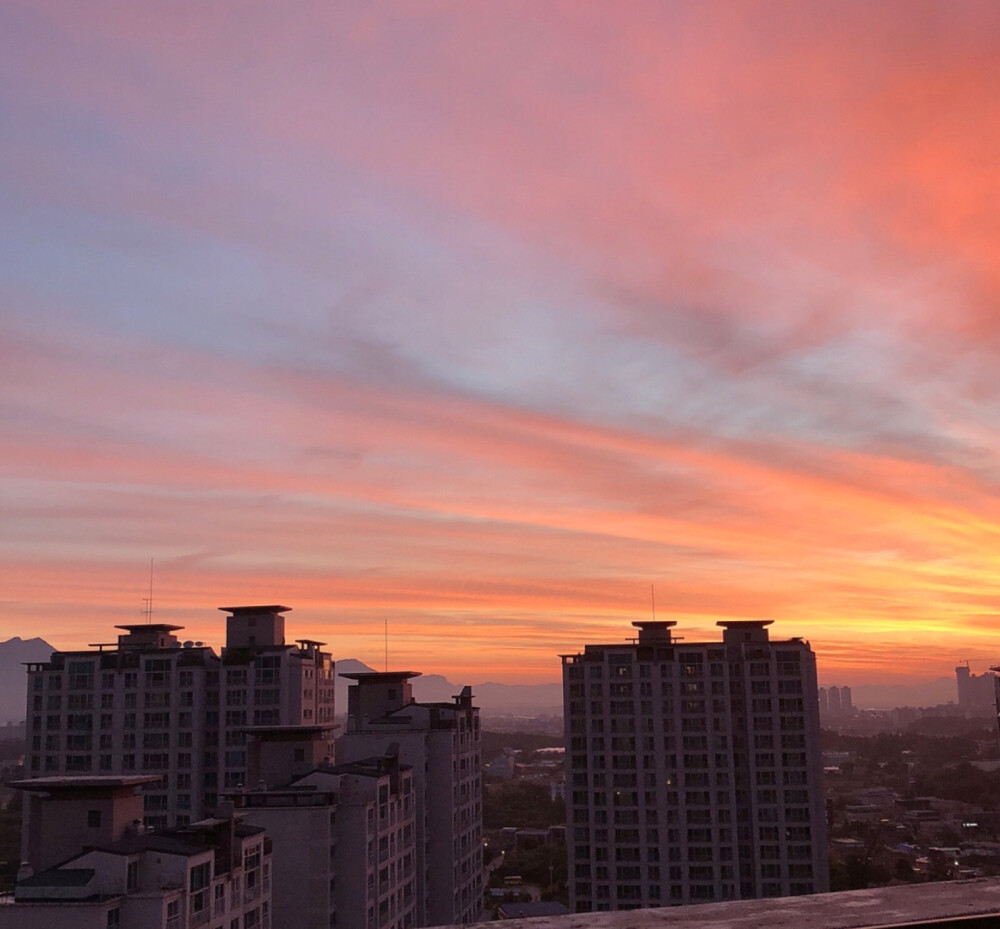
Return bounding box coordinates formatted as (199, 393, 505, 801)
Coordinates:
(333, 659, 562, 715)
(0, 636, 57, 723)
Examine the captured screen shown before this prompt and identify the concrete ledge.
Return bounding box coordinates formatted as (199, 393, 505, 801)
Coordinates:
(473, 880, 1000, 929)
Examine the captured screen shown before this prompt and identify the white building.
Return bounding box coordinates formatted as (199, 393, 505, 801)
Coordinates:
(23, 606, 335, 828)
(337, 672, 483, 927)
(2, 775, 271, 929)
(562, 620, 828, 912)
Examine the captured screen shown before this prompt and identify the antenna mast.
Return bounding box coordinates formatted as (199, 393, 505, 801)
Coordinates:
(384, 618, 388, 672)
(141, 558, 154, 623)
(651, 584, 656, 621)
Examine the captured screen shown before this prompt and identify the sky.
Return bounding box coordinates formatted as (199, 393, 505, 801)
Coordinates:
(2, 1, 1000, 686)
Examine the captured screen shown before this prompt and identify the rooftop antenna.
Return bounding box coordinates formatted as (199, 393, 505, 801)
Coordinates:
(141, 558, 154, 623)
(384, 618, 388, 672)
(650, 584, 656, 621)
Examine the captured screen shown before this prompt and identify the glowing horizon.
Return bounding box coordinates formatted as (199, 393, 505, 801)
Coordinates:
(3, 2, 1000, 688)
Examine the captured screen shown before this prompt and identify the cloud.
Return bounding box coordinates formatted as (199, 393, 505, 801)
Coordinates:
(3, 2, 1000, 683)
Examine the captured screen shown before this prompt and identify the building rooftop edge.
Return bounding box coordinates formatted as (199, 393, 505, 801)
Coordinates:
(10, 775, 163, 791)
(218, 605, 291, 613)
(113, 623, 185, 632)
(452, 879, 1000, 929)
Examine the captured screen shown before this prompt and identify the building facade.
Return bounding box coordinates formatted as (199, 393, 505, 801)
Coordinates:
(955, 664, 995, 712)
(2, 775, 271, 929)
(234, 731, 417, 929)
(337, 672, 483, 927)
(562, 620, 828, 912)
(23, 606, 335, 828)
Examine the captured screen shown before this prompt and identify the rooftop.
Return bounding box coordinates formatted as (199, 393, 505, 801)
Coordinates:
(10, 775, 161, 792)
(340, 670, 422, 682)
(470, 880, 1000, 929)
(219, 605, 291, 614)
(113, 623, 184, 633)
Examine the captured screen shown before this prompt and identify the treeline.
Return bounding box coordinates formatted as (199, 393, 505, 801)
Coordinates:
(484, 781, 564, 830)
(911, 762, 1000, 808)
(822, 729, 995, 767)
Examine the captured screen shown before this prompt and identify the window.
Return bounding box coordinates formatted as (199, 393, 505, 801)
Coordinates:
(190, 861, 211, 914)
(106, 906, 121, 928)
(87, 809, 101, 828)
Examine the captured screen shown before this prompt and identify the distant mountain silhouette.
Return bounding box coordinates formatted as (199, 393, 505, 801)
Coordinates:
(0, 636, 54, 723)
(333, 659, 562, 716)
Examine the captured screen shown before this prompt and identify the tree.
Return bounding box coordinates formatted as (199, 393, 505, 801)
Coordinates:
(483, 781, 564, 830)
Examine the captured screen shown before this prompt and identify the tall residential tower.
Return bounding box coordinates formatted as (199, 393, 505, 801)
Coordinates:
(562, 619, 827, 912)
(24, 605, 335, 828)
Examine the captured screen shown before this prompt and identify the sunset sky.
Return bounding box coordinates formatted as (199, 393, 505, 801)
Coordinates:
(3, 1, 1000, 687)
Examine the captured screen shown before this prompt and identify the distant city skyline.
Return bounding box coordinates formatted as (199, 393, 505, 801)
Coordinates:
(4, 3, 1000, 685)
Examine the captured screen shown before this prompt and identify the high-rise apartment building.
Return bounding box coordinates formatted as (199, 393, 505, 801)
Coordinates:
(337, 671, 483, 927)
(562, 619, 828, 912)
(234, 727, 417, 929)
(23, 605, 335, 828)
(956, 664, 995, 711)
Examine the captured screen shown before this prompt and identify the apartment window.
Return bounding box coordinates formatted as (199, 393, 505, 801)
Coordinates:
(189, 860, 211, 918)
(106, 906, 120, 929)
(608, 655, 632, 677)
(68, 660, 95, 690)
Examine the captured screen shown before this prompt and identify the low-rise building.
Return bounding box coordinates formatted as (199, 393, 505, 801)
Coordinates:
(2, 775, 271, 929)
